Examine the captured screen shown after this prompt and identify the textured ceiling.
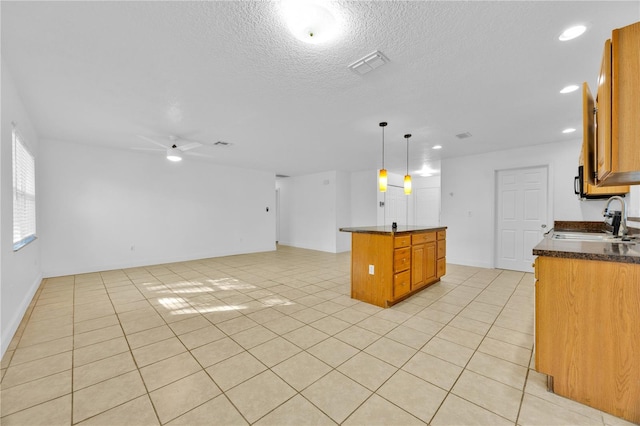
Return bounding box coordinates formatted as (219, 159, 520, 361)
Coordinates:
(2, 1, 639, 176)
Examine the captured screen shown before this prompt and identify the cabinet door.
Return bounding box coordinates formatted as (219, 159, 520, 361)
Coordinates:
(411, 244, 425, 289)
(393, 270, 411, 299)
(581, 84, 627, 193)
(424, 241, 437, 283)
(596, 39, 612, 183)
(437, 258, 446, 278)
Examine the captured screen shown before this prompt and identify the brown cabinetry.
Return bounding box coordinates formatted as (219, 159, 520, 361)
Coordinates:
(436, 231, 446, 278)
(581, 84, 628, 195)
(587, 21, 640, 186)
(535, 256, 640, 423)
(346, 227, 446, 308)
(411, 232, 437, 290)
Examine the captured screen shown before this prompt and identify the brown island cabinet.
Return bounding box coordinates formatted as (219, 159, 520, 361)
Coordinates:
(340, 226, 446, 308)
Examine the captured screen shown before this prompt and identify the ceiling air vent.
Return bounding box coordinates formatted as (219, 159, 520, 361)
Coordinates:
(455, 132, 472, 139)
(348, 51, 389, 76)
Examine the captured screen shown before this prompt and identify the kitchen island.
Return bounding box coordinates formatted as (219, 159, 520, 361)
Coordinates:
(340, 226, 446, 308)
(533, 229, 640, 423)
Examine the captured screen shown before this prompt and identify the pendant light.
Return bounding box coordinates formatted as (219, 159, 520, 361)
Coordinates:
(404, 134, 412, 195)
(378, 122, 388, 192)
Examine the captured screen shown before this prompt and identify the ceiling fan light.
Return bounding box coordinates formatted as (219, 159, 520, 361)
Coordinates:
(379, 169, 388, 192)
(166, 148, 182, 162)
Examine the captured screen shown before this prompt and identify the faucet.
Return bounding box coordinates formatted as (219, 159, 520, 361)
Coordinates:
(603, 196, 628, 236)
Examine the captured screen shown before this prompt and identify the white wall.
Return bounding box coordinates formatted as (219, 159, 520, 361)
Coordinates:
(335, 171, 352, 253)
(39, 140, 276, 277)
(349, 170, 377, 227)
(276, 171, 347, 253)
(1, 63, 43, 357)
(441, 138, 629, 268)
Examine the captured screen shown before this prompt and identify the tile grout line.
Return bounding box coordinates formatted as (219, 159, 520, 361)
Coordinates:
(419, 269, 531, 424)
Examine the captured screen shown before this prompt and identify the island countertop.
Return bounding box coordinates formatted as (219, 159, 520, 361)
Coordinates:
(340, 225, 447, 235)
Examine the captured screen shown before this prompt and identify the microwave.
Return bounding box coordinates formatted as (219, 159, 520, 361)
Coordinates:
(574, 166, 626, 200)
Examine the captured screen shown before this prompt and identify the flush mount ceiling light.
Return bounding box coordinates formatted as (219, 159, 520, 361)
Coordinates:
(563, 128, 577, 134)
(280, 0, 341, 44)
(417, 165, 438, 177)
(166, 145, 183, 162)
(378, 122, 388, 192)
(404, 134, 412, 195)
(559, 25, 587, 41)
(560, 84, 579, 94)
(432, 145, 442, 150)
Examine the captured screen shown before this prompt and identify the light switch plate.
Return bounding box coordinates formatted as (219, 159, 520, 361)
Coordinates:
(368, 265, 374, 275)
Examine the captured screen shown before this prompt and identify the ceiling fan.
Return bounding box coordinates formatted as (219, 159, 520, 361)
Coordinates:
(134, 134, 212, 162)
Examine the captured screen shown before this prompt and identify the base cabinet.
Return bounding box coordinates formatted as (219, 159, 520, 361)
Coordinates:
(535, 256, 640, 423)
(350, 229, 446, 308)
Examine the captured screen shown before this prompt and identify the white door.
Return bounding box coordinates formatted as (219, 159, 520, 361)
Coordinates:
(496, 166, 548, 272)
(415, 187, 440, 226)
(385, 186, 408, 226)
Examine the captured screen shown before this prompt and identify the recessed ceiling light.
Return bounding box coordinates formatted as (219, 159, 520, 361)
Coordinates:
(560, 85, 579, 94)
(559, 25, 587, 41)
(562, 128, 576, 134)
(432, 145, 442, 150)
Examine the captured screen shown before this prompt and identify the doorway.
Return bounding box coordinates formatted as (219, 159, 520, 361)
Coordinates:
(495, 166, 548, 272)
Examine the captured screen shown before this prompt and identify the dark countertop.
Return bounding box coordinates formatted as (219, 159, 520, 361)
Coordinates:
(533, 235, 640, 264)
(340, 225, 447, 235)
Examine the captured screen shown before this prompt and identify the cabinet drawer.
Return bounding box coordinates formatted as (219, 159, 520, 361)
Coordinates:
(437, 258, 446, 278)
(394, 248, 411, 272)
(412, 232, 436, 245)
(437, 240, 446, 259)
(437, 230, 446, 240)
(394, 235, 411, 248)
(393, 270, 411, 299)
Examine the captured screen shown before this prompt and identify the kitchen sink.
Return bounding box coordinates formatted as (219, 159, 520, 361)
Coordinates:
(551, 231, 636, 244)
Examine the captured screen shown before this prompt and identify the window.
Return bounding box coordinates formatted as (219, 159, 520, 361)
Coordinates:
(12, 126, 36, 251)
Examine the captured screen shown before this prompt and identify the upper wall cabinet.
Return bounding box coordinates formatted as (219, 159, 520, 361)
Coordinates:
(581, 83, 628, 196)
(588, 21, 640, 186)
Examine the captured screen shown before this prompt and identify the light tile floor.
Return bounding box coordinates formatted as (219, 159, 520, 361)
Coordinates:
(1, 246, 636, 425)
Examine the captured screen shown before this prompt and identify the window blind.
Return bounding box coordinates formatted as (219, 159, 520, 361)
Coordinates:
(12, 127, 36, 251)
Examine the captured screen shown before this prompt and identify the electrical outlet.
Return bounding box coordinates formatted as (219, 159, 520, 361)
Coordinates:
(368, 265, 374, 275)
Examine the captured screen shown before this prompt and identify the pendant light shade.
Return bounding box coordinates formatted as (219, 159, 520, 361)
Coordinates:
(404, 174, 412, 194)
(379, 169, 388, 192)
(378, 122, 388, 192)
(404, 134, 412, 195)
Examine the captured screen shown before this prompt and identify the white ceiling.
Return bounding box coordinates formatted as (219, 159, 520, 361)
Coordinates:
(2, 1, 639, 177)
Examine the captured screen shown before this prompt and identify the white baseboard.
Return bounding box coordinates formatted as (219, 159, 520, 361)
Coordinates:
(1, 273, 43, 358)
(42, 245, 277, 278)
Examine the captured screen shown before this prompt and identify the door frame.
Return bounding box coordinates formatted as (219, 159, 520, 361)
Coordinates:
(493, 164, 553, 271)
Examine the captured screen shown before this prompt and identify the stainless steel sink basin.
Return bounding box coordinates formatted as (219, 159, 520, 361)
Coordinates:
(551, 231, 636, 244)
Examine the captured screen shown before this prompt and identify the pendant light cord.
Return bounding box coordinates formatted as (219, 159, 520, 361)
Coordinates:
(405, 133, 411, 175)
